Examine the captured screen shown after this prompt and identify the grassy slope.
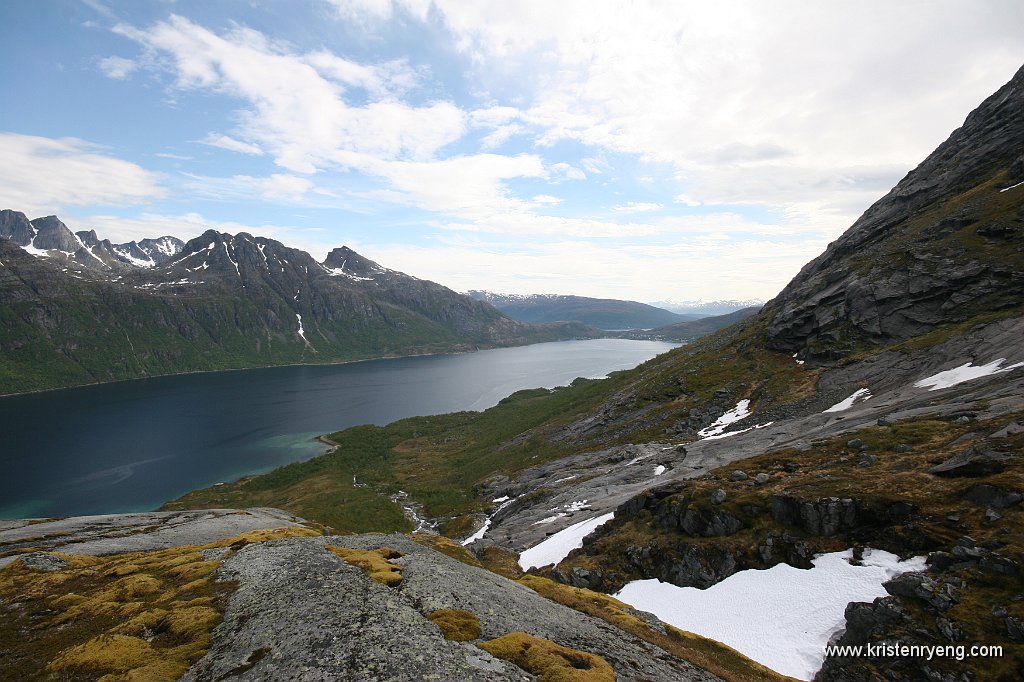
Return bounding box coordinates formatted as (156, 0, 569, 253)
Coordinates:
(164, 317, 818, 530)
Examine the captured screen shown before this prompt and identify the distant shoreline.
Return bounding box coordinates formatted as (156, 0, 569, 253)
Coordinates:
(0, 337, 621, 399)
(0, 335, 657, 400)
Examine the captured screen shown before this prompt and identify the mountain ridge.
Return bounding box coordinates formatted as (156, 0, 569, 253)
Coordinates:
(0, 216, 599, 394)
(468, 290, 702, 329)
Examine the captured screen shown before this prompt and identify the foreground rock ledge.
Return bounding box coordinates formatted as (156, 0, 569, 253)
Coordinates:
(1, 509, 720, 681)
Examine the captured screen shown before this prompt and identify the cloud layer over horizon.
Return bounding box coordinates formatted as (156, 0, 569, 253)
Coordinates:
(2, 0, 1022, 302)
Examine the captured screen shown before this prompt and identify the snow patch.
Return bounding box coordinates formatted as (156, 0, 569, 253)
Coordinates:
(914, 358, 1024, 391)
(326, 267, 374, 281)
(492, 495, 510, 503)
(701, 421, 774, 442)
(698, 400, 751, 438)
(22, 243, 50, 258)
(296, 314, 308, 343)
(461, 496, 516, 546)
(519, 512, 615, 570)
(999, 179, 1024, 192)
(823, 388, 872, 413)
(223, 242, 241, 276)
(615, 549, 927, 680)
(653, 465, 666, 476)
(113, 246, 156, 268)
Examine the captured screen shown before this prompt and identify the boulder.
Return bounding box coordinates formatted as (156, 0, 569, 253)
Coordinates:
(961, 483, 1023, 508)
(770, 495, 859, 536)
(928, 446, 1012, 477)
(883, 572, 959, 612)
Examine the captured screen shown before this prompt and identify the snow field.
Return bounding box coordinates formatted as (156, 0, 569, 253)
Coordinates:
(518, 512, 615, 570)
(614, 549, 927, 680)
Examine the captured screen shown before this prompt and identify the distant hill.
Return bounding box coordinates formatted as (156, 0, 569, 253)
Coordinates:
(647, 299, 764, 317)
(639, 306, 762, 342)
(468, 291, 697, 329)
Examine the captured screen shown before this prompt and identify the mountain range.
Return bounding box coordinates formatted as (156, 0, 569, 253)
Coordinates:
(2, 65, 1023, 681)
(467, 290, 703, 329)
(0, 214, 596, 394)
(649, 299, 765, 317)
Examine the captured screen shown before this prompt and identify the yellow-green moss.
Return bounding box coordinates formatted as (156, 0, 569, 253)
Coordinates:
(0, 525, 319, 681)
(48, 633, 155, 675)
(479, 632, 616, 682)
(327, 546, 404, 587)
(428, 608, 481, 641)
(411, 532, 483, 567)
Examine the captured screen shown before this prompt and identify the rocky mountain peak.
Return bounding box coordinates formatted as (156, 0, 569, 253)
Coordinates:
(323, 246, 386, 278)
(28, 215, 82, 253)
(0, 209, 35, 246)
(764, 63, 1024, 361)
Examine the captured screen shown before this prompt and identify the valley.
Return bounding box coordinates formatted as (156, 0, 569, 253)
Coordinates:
(1, 7, 1022, 681)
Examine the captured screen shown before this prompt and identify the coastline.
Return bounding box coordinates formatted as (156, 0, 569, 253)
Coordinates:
(0, 333, 618, 399)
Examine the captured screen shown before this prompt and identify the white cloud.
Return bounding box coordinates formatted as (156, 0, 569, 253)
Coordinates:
(549, 162, 586, 181)
(0, 133, 164, 215)
(350, 152, 546, 218)
(326, 0, 434, 23)
(98, 56, 138, 79)
(532, 194, 562, 205)
(180, 173, 326, 204)
(436, 213, 664, 238)
(115, 16, 466, 175)
(424, 0, 1024, 218)
(200, 134, 263, 156)
(367, 232, 829, 301)
(612, 202, 663, 213)
(673, 194, 701, 207)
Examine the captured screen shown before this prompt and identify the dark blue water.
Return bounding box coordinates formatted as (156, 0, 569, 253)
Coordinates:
(0, 340, 676, 518)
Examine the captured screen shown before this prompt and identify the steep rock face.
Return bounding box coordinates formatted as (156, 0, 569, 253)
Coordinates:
(28, 216, 82, 252)
(764, 64, 1024, 360)
(0, 210, 35, 246)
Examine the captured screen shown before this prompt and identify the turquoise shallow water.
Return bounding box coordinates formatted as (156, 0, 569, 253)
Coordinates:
(0, 339, 676, 518)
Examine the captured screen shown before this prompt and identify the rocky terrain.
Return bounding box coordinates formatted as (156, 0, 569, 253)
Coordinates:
(1, 508, 738, 681)
(2, 58, 1022, 682)
(764, 66, 1024, 360)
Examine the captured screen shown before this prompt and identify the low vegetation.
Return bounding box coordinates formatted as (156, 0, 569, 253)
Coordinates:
(164, 317, 823, 536)
(428, 608, 481, 641)
(479, 632, 616, 682)
(326, 546, 404, 587)
(0, 526, 318, 681)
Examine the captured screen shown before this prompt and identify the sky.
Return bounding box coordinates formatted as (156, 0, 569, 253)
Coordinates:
(1, 1, 1022, 303)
